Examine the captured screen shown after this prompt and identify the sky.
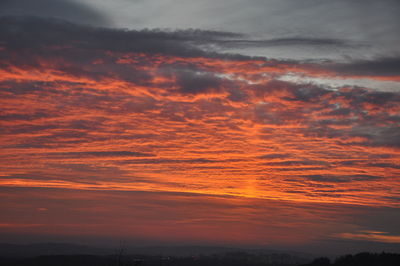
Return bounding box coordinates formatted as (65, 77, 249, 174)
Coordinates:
(0, 0, 399, 255)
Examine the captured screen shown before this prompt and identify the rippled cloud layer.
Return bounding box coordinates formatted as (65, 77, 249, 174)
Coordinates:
(0, 17, 399, 251)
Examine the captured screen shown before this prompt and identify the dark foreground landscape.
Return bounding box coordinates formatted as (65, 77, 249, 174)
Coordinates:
(1, 252, 400, 266)
(0, 244, 399, 266)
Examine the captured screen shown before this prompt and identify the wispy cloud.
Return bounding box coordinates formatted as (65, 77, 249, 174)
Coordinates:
(337, 231, 400, 244)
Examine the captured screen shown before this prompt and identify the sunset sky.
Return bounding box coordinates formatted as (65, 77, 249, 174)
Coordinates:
(0, 0, 399, 255)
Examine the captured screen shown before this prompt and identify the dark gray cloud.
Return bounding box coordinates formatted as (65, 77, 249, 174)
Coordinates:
(0, 0, 110, 26)
(304, 174, 382, 183)
(174, 70, 225, 94)
(324, 57, 400, 77)
(0, 16, 254, 61)
(53, 151, 155, 158)
(352, 126, 400, 148)
(0, 15, 369, 66)
(368, 163, 400, 170)
(0, 111, 53, 121)
(116, 158, 242, 165)
(213, 37, 355, 48)
(265, 160, 328, 167)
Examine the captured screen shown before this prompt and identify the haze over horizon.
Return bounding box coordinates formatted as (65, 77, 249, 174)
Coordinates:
(0, 0, 399, 255)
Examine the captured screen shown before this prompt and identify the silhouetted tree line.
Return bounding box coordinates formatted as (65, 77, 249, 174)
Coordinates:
(301, 252, 400, 266)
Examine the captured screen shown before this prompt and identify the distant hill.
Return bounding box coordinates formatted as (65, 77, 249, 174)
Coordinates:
(128, 245, 308, 257)
(0, 243, 312, 265)
(0, 243, 109, 257)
